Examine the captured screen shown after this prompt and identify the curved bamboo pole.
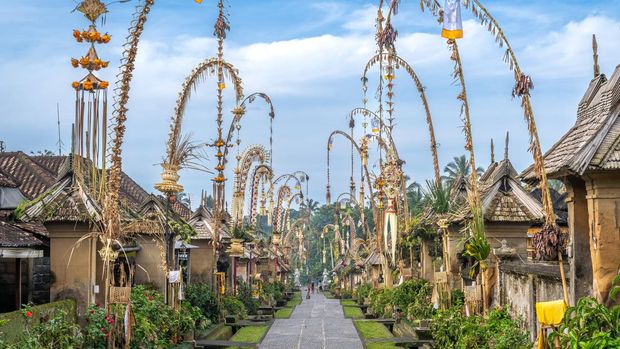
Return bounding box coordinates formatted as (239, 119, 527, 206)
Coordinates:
(349, 108, 400, 161)
(248, 164, 272, 225)
(281, 192, 304, 237)
(362, 53, 441, 184)
(232, 145, 269, 225)
(326, 130, 376, 207)
(421, 0, 555, 225)
(165, 58, 244, 162)
(103, 0, 155, 307)
(272, 185, 292, 233)
(336, 192, 372, 242)
(223, 92, 275, 166)
(421, 0, 566, 306)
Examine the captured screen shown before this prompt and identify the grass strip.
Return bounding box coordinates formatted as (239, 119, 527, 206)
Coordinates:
(354, 321, 394, 339)
(366, 342, 399, 349)
(343, 306, 364, 319)
(228, 325, 269, 348)
(275, 307, 294, 319)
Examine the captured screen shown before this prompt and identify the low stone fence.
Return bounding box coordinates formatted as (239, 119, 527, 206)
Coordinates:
(0, 299, 77, 344)
(497, 260, 566, 340)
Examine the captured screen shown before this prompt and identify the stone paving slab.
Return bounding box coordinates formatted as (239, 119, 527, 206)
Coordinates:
(259, 292, 363, 349)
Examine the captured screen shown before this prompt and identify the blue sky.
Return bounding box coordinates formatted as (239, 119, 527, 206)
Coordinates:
(1, 0, 620, 208)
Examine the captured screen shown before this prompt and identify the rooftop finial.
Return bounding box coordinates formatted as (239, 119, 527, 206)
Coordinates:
(504, 131, 510, 161)
(593, 34, 600, 78)
(490, 138, 495, 164)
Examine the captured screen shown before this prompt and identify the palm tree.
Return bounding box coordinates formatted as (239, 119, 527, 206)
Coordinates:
(441, 155, 484, 186)
(406, 181, 424, 216)
(423, 180, 453, 215)
(300, 198, 319, 217)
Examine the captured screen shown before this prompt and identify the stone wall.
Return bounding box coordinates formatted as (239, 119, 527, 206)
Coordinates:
(31, 256, 50, 305)
(0, 256, 50, 313)
(497, 260, 567, 340)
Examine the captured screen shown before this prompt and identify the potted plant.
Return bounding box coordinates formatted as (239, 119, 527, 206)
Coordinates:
(228, 225, 247, 256)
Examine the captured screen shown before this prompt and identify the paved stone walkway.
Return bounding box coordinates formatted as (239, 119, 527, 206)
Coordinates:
(259, 292, 363, 349)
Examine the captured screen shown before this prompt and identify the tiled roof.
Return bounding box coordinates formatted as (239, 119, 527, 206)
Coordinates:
(0, 152, 57, 199)
(522, 65, 620, 180)
(0, 152, 195, 223)
(0, 171, 18, 187)
(0, 221, 47, 248)
(0, 152, 157, 211)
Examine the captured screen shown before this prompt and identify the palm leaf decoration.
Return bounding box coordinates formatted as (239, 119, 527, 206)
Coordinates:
(168, 133, 211, 173)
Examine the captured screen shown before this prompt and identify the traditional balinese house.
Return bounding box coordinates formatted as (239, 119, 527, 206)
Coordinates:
(0, 221, 48, 312)
(522, 63, 620, 304)
(130, 194, 192, 291)
(442, 136, 568, 335)
(362, 250, 385, 288)
(0, 151, 197, 315)
(0, 156, 51, 312)
(187, 200, 231, 285)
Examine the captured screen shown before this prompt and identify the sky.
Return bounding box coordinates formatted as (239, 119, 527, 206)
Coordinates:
(1, 0, 620, 209)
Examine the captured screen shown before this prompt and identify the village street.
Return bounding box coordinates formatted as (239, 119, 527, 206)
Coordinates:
(260, 292, 363, 349)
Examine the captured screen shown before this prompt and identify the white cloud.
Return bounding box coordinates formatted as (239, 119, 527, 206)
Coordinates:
(2, 4, 620, 202)
(522, 16, 620, 79)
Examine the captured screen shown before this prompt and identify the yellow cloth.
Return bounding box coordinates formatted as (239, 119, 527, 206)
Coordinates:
(536, 300, 567, 349)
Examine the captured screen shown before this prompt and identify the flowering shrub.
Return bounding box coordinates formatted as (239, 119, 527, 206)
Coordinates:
(9, 304, 82, 349)
(130, 285, 207, 348)
(262, 281, 285, 305)
(236, 278, 259, 315)
(83, 304, 112, 349)
(368, 288, 395, 317)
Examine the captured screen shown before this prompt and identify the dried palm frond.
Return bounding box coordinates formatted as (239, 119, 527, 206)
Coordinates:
(532, 224, 566, 261)
(512, 73, 534, 98)
(213, 1, 230, 39)
(168, 133, 212, 173)
(74, 0, 108, 23)
(376, 22, 398, 52)
(389, 0, 401, 15)
(167, 58, 244, 161)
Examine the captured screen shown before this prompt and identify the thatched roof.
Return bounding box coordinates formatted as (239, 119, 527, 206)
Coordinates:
(187, 204, 231, 241)
(480, 158, 544, 222)
(522, 65, 620, 181)
(452, 142, 546, 224)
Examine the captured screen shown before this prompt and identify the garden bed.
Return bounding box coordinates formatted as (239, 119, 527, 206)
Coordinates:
(354, 320, 399, 348)
(227, 325, 269, 348)
(340, 298, 364, 319)
(274, 292, 302, 319)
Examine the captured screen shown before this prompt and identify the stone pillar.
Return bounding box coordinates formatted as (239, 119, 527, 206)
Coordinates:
(584, 172, 620, 302)
(565, 176, 592, 305)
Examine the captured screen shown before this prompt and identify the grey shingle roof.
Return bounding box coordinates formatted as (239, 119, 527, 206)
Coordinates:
(522, 65, 620, 180)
